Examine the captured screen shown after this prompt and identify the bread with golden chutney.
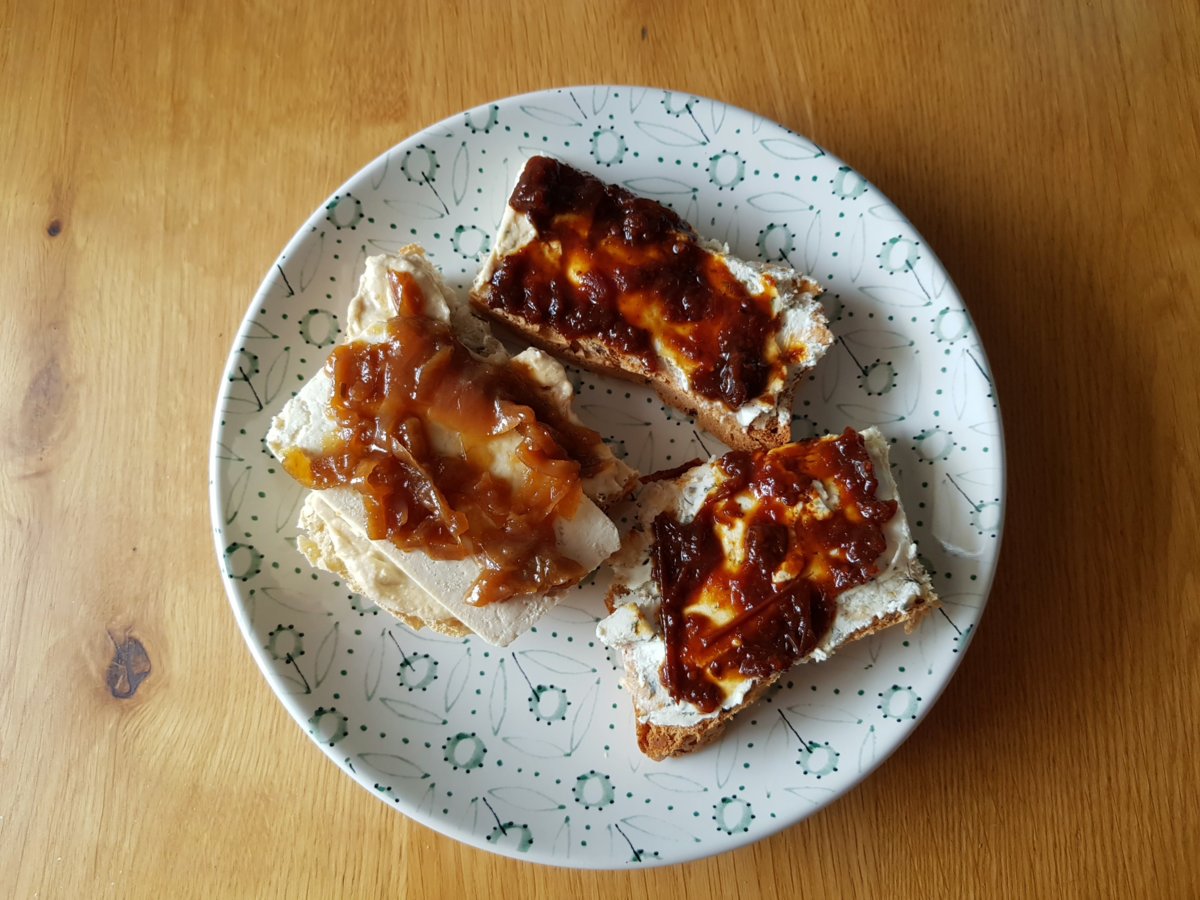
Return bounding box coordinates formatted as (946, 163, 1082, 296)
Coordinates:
(267, 246, 636, 646)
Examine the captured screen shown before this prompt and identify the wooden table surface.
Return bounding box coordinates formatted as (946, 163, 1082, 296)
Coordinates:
(4, 0, 1198, 896)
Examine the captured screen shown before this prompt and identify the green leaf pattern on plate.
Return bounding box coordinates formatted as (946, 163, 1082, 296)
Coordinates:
(210, 86, 1004, 868)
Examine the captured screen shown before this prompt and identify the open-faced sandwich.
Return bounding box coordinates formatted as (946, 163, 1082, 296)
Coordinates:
(597, 427, 938, 759)
(471, 155, 833, 450)
(266, 246, 636, 646)
(264, 162, 936, 760)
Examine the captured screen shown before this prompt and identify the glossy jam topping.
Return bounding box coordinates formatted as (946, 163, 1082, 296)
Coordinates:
(386, 268, 427, 316)
(651, 429, 897, 712)
(282, 310, 610, 606)
(481, 156, 797, 411)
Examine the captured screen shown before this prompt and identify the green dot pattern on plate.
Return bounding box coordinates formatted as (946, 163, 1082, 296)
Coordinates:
(210, 85, 1004, 870)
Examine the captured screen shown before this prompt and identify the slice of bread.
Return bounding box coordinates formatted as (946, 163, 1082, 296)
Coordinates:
(470, 156, 833, 451)
(596, 427, 938, 759)
(267, 247, 636, 646)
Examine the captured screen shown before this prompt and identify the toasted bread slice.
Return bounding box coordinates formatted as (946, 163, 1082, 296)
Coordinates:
(597, 427, 938, 759)
(470, 156, 833, 450)
(267, 247, 636, 645)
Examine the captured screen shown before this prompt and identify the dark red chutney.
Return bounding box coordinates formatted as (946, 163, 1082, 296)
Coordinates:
(482, 155, 788, 411)
(651, 429, 897, 712)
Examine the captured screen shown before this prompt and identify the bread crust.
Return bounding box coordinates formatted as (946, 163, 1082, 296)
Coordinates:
(630, 597, 937, 760)
(276, 248, 630, 643)
(469, 164, 832, 451)
(598, 431, 939, 760)
(471, 302, 799, 451)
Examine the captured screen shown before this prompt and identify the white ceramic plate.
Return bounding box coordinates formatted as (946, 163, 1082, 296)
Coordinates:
(210, 86, 1004, 868)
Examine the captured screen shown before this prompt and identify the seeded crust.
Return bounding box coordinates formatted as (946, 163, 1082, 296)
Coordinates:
(468, 304, 803, 452)
(635, 674, 781, 761)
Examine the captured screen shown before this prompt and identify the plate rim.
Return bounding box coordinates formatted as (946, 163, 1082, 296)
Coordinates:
(209, 83, 1007, 869)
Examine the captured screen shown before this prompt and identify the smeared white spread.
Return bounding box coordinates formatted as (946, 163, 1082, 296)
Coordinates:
(596, 428, 933, 728)
(267, 249, 629, 646)
(473, 186, 832, 434)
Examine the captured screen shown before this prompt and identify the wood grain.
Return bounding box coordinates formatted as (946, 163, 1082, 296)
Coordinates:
(2, 0, 1198, 896)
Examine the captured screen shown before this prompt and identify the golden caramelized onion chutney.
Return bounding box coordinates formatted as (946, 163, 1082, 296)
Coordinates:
(282, 297, 610, 606)
(481, 156, 800, 411)
(651, 429, 897, 712)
